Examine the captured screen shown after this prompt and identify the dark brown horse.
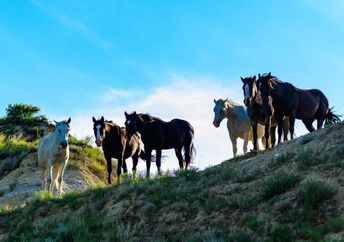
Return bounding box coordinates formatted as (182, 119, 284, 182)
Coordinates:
(256, 72, 340, 143)
(241, 76, 289, 150)
(92, 116, 142, 184)
(124, 112, 195, 178)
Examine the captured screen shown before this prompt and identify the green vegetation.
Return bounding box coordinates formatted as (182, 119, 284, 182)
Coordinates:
(260, 171, 301, 200)
(268, 224, 293, 242)
(269, 152, 293, 168)
(296, 221, 325, 241)
(297, 180, 336, 210)
(0, 135, 36, 177)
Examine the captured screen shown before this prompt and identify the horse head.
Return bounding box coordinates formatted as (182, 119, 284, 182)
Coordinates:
(241, 76, 257, 106)
(124, 111, 142, 140)
(213, 98, 231, 127)
(92, 116, 107, 147)
(256, 72, 274, 105)
(53, 118, 71, 149)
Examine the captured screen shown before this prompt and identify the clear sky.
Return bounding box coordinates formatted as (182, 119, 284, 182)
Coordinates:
(1, 1, 343, 173)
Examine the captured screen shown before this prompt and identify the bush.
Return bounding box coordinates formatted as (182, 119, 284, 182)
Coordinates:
(268, 224, 293, 242)
(297, 180, 336, 210)
(261, 171, 301, 200)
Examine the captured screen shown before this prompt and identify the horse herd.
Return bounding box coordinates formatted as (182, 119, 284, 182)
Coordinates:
(37, 73, 340, 194)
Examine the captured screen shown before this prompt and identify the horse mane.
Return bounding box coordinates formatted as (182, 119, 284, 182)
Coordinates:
(138, 113, 162, 123)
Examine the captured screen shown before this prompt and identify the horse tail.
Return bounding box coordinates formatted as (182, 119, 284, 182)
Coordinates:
(325, 107, 341, 125)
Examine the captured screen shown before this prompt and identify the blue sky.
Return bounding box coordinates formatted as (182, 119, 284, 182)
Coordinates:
(1, 1, 343, 171)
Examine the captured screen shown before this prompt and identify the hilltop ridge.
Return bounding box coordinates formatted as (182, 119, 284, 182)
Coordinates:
(0, 122, 343, 241)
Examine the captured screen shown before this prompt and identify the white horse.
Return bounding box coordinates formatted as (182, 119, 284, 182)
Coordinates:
(213, 99, 265, 157)
(38, 118, 71, 194)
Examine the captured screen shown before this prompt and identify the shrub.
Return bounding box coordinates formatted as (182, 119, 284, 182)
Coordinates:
(296, 221, 325, 240)
(297, 180, 336, 210)
(269, 153, 292, 168)
(268, 224, 293, 242)
(261, 171, 301, 200)
(326, 216, 344, 233)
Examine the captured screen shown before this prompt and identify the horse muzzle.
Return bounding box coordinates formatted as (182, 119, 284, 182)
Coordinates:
(213, 120, 220, 128)
(95, 138, 102, 147)
(60, 142, 68, 149)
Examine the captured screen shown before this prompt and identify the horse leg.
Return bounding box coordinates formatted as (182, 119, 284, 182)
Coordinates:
(270, 126, 276, 147)
(132, 153, 139, 178)
(122, 160, 128, 174)
(282, 118, 289, 141)
(302, 119, 315, 133)
(275, 115, 284, 143)
(46, 162, 54, 193)
(251, 122, 258, 151)
(50, 165, 59, 194)
(288, 113, 296, 139)
(243, 132, 249, 155)
(41, 166, 46, 191)
(175, 147, 184, 169)
(117, 157, 123, 184)
(156, 149, 162, 175)
(145, 147, 152, 178)
(264, 117, 271, 149)
(105, 155, 112, 184)
(184, 142, 192, 169)
(58, 163, 66, 195)
(316, 116, 326, 130)
(229, 134, 237, 157)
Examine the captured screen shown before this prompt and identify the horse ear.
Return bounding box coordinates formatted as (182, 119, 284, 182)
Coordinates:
(124, 111, 128, 118)
(53, 120, 58, 124)
(268, 80, 274, 90)
(268, 72, 271, 77)
(214, 99, 216, 103)
(258, 73, 261, 78)
(101, 116, 104, 122)
(253, 76, 256, 82)
(67, 117, 71, 124)
(240, 77, 244, 82)
(92, 117, 96, 123)
(225, 98, 229, 102)
(133, 111, 137, 116)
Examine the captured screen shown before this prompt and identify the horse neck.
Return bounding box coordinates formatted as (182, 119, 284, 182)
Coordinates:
(51, 129, 62, 147)
(103, 123, 120, 142)
(224, 105, 240, 123)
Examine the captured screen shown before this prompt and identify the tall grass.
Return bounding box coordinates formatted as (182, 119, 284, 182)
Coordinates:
(260, 171, 301, 200)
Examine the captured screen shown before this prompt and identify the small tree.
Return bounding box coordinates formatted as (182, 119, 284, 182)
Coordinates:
(5, 104, 44, 122)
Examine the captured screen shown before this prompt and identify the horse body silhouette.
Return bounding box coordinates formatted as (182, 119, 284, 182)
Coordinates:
(212, 98, 265, 156)
(92, 116, 142, 184)
(256, 72, 340, 143)
(38, 118, 71, 194)
(241, 76, 289, 150)
(124, 112, 195, 178)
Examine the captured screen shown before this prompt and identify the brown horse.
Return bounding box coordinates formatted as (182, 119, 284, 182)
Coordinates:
(92, 116, 142, 184)
(124, 112, 195, 178)
(241, 76, 289, 150)
(256, 72, 340, 143)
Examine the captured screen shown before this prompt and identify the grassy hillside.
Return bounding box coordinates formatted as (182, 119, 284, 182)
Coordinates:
(1, 122, 344, 241)
(0, 135, 109, 206)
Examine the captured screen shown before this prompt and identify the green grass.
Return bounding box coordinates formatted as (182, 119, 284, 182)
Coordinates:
(0, 135, 37, 177)
(296, 221, 325, 240)
(296, 149, 327, 170)
(268, 224, 293, 242)
(260, 171, 301, 200)
(269, 152, 293, 168)
(297, 180, 336, 210)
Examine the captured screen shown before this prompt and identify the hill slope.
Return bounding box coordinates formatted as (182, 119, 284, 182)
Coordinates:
(1, 122, 344, 241)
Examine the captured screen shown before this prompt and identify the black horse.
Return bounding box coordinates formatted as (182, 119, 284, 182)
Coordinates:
(92, 116, 143, 184)
(256, 72, 340, 143)
(124, 112, 195, 178)
(241, 76, 289, 150)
